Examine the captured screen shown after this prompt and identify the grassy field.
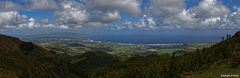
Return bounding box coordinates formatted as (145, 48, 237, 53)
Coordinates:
(37, 40, 213, 58)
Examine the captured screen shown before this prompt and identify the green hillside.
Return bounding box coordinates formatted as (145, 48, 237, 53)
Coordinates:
(0, 34, 73, 78)
(1, 31, 240, 78)
(68, 51, 119, 78)
(90, 31, 240, 78)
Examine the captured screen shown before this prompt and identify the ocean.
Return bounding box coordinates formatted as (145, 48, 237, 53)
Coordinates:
(1, 29, 239, 44)
(85, 29, 239, 44)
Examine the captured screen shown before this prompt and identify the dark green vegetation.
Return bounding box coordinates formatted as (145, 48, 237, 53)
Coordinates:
(68, 51, 119, 78)
(0, 34, 73, 78)
(0, 34, 118, 78)
(0, 31, 240, 78)
(90, 31, 240, 78)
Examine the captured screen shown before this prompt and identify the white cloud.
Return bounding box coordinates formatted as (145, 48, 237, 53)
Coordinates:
(148, 0, 197, 27)
(86, 22, 106, 27)
(56, 2, 89, 27)
(147, 0, 236, 29)
(0, 11, 39, 29)
(163, 10, 199, 26)
(25, 0, 59, 10)
(190, 0, 230, 19)
(27, 18, 36, 29)
(1, 0, 240, 30)
(202, 17, 221, 25)
(55, 1, 123, 28)
(0, 0, 59, 11)
(0, 11, 28, 26)
(140, 15, 156, 29)
(120, 15, 157, 30)
(0, 1, 20, 11)
(149, 0, 185, 17)
(88, 0, 141, 16)
(100, 11, 121, 23)
(58, 25, 70, 29)
(0, 0, 141, 30)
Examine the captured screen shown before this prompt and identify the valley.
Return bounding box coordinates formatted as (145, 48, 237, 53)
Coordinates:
(29, 38, 213, 58)
(1, 0, 240, 78)
(0, 31, 239, 78)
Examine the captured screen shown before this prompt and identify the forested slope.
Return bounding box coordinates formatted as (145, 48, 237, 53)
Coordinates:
(90, 31, 240, 78)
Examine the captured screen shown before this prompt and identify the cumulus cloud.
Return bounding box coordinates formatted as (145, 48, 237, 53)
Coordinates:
(149, 0, 185, 17)
(58, 25, 70, 29)
(148, 0, 198, 27)
(55, 2, 89, 28)
(190, 0, 230, 19)
(147, 0, 238, 29)
(55, 1, 123, 28)
(0, 1, 20, 11)
(0, 0, 140, 29)
(26, 0, 59, 10)
(120, 15, 157, 30)
(0, 11, 28, 27)
(220, 8, 240, 29)
(1, 0, 240, 30)
(162, 10, 199, 26)
(0, 0, 59, 11)
(0, 11, 39, 29)
(101, 11, 121, 23)
(27, 18, 36, 29)
(88, 0, 141, 16)
(88, 11, 121, 24)
(140, 15, 156, 29)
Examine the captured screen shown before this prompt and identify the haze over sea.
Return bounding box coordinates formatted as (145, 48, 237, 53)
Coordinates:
(86, 29, 239, 44)
(1, 29, 239, 44)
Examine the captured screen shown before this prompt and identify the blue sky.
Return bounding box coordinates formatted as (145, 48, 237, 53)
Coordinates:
(1, 0, 240, 44)
(19, 11, 55, 22)
(0, 0, 240, 30)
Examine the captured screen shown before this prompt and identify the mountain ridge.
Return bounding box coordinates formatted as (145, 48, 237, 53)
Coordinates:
(0, 34, 73, 78)
(90, 31, 240, 78)
(1, 31, 240, 78)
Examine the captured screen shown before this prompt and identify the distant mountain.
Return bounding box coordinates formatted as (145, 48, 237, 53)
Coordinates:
(0, 34, 74, 78)
(91, 31, 240, 78)
(22, 32, 87, 43)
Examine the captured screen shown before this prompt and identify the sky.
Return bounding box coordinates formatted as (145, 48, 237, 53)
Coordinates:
(0, 0, 240, 30)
